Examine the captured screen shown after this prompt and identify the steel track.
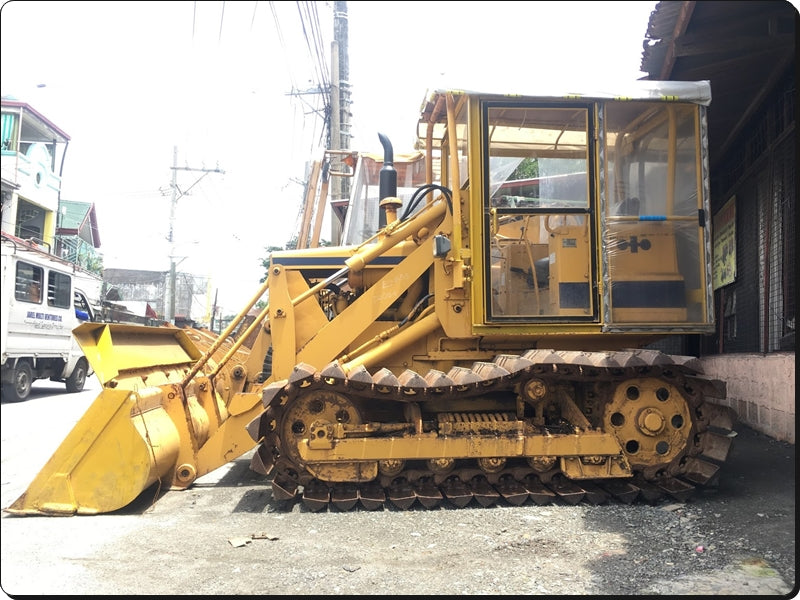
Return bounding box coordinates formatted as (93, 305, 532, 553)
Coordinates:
(248, 348, 737, 511)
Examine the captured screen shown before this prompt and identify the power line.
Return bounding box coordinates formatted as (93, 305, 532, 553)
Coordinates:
(295, 0, 331, 147)
(250, 0, 259, 31)
(165, 146, 225, 323)
(271, 1, 297, 91)
(218, 0, 226, 43)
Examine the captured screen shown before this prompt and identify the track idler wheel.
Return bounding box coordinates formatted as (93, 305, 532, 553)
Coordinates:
(604, 377, 692, 472)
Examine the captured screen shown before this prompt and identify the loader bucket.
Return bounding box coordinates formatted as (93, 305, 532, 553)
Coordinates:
(6, 387, 181, 515)
(5, 323, 212, 516)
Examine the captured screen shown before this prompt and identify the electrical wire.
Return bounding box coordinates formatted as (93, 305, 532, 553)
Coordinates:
(218, 1, 226, 42)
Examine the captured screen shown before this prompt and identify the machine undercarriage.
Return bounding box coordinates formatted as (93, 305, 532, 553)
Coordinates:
(248, 348, 735, 511)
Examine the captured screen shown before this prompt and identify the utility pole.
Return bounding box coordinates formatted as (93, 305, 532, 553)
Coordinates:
(331, 37, 340, 195)
(331, 0, 351, 241)
(286, 2, 351, 244)
(334, 1, 351, 158)
(165, 146, 224, 324)
(332, 2, 351, 186)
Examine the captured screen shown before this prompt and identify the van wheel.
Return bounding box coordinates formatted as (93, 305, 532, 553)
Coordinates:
(2, 362, 33, 402)
(66, 358, 88, 393)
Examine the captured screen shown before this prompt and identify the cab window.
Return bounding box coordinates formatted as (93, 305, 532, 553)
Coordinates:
(14, 262, 43, 304)
(47, 271, 72, 308)
(484, 104, 594, 320)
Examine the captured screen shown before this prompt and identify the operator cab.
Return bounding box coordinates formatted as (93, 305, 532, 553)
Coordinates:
(417, 84, 715, 334)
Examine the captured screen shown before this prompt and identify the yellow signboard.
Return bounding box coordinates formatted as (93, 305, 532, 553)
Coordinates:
(712, 196, 736, 290)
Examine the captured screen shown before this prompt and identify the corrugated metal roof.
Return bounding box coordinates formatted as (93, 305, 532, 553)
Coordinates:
(58, 200, 101, 248)
(639, 1, 796, 165)
(1, 98, 71, 143)
(60, 200, 92, 229)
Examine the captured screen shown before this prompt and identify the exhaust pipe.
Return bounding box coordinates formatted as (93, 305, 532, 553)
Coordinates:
(378, 133, 400, 227)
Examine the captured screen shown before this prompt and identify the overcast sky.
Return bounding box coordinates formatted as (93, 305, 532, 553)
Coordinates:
(1, 0, 660, 312)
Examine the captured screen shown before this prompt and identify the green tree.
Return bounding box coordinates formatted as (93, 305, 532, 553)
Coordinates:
(84, 252, 104, 277)
(511, 157, 539, 180)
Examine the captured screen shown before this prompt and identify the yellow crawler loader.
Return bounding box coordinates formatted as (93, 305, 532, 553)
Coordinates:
(7, 82, 737, 515)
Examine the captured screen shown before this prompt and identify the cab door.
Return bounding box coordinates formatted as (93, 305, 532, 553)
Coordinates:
(482, 102, 597, 322)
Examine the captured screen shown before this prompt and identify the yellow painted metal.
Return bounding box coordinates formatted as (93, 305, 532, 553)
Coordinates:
(606, 221, 688, 323)
(268, 265, 328, 379)
(6, 387, 180, 515)
(603, 377, 692, 468)
(340, 310, 441, 374)
(306, 461, 379, 483)
(445, 92, 464, 273)
(187, 276, 271, 383)
(297, 429, 624, 462)
(548, 224, 593, 317)
(297, 237, 437, 372)
(192, 390, 267, 481)
(7, 86, 721, 516)
(6, 320, 266, 515)
(344, 200, 446, 272)
(560, 455, 632, 479)
(72, 322, 203, 383)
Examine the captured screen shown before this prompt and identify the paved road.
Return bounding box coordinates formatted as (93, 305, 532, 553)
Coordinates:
(1, 376, 796, 596)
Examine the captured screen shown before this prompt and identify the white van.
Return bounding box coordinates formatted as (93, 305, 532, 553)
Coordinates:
(1, 233, 102, 402)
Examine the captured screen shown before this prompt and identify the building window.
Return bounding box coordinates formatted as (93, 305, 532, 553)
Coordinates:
(1, 112, 18, 152)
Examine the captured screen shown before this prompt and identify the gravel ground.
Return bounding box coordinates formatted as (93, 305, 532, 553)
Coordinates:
(1, 382, 796, 597)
